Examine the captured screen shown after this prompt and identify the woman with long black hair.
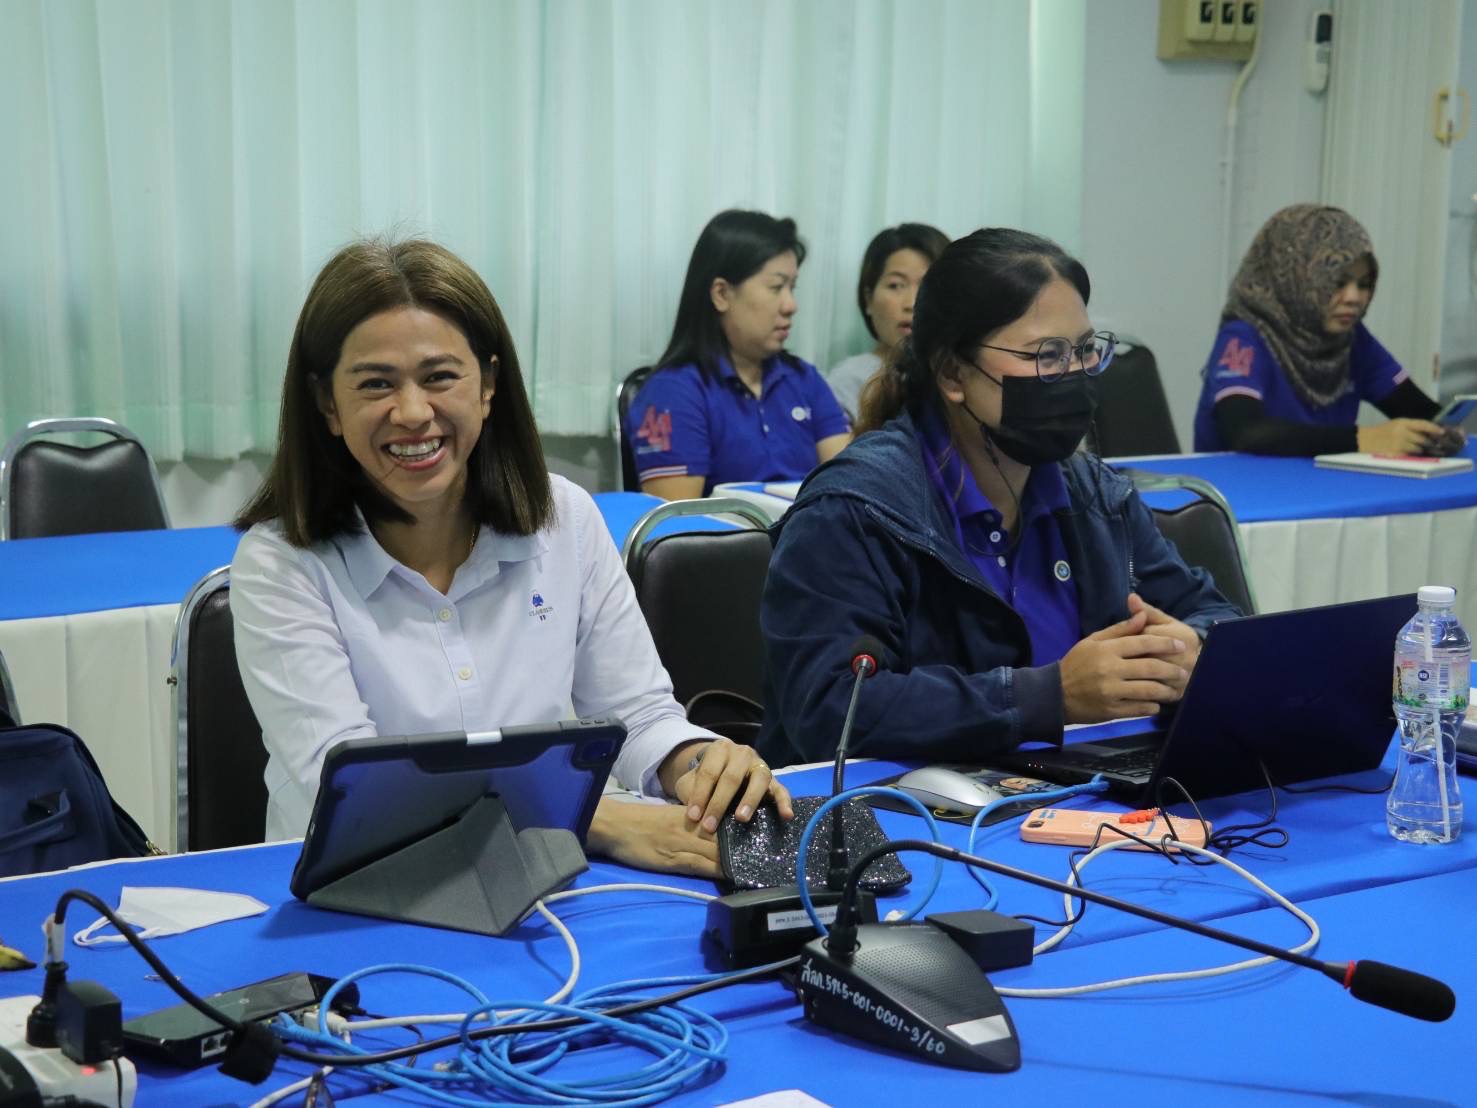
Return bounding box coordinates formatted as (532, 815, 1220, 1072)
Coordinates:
(626, 210, 851, 499)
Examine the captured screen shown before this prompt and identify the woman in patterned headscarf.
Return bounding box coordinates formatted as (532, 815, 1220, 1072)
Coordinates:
(1192, 204, 1459, 456)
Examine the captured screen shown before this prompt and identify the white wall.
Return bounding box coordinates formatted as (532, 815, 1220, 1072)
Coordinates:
(1080, 0, 1329, 450)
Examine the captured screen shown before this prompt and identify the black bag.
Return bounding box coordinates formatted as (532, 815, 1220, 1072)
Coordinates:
(0, 723, 160, 877)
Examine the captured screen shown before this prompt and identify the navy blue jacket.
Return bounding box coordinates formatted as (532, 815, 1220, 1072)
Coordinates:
(756, 412, 1242, 766)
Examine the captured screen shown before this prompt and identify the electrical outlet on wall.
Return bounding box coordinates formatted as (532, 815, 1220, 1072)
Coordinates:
(1186, 0, 1215, 42)
(1159, 0, 1257, 62)
(1235, 1, 1258, 44)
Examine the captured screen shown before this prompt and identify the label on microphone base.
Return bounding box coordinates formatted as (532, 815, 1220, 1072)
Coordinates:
(767, 905, 838, 932)
(947, 1014, 1013, 1046)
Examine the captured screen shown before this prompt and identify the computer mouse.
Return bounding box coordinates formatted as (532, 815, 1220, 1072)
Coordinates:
(894, 766, 1008, 815)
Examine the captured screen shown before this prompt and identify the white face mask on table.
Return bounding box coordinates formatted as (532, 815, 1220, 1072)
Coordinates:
(73, 886, 268, 947)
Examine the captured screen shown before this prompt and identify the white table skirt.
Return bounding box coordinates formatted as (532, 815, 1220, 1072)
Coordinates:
(0, 603, 180, 850)
(5, 506, 1475, 857)
(1240, 506, 1477, 628)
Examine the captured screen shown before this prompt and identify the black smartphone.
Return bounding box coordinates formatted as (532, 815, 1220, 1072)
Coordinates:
(121, 971, 359, 1068)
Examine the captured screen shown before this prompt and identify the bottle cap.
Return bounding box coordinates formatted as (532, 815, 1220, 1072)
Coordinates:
(1417, 585, 1457, 606)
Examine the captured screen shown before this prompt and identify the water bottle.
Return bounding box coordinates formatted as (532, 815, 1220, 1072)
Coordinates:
(1388, 585, 1468, 844)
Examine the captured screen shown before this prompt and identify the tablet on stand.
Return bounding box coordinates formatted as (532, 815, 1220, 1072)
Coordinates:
(288, 718, 625, 936)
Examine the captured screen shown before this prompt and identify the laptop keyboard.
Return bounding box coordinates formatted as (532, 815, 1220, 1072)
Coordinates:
(1071, 746, 1161, 777)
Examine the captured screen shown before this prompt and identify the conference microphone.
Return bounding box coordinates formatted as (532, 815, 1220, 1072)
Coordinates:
(703, 636, 892, 968)
(826, 635, 886, 890)
(799, 838, 1455, 1072)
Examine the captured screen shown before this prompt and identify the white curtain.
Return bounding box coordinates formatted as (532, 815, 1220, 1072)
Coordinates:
(0, 0, 1085, 457)
(1321, 0, 1463, 393)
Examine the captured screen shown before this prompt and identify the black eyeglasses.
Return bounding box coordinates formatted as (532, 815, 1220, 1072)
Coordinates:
(977, 331, 1117, 382)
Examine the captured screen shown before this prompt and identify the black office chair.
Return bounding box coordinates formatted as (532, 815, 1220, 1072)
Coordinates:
(624, 498, 775, 735)
(1125, 471, 1257, 615)
(1090, 342, 1182, 458)
(169, 567, 268, 851)
(613, 365, 657, 491)
(0, 647, 19, 727)
(0, 418, 170, 539)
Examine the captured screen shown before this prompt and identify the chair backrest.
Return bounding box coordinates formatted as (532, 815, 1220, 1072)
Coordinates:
(625, 499, 774, 716)
(614, 366, 656, 491)
(171, 567, 268, 851)
(1091, 343, 1182, 458)
(0, 647, 18, 727)
(0, 418, 170, 539)
(1131, 473, 1257, 615)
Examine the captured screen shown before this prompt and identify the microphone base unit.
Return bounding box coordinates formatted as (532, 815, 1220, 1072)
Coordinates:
(795, 922, 1020, 1072)
(704, 886, 878, 969)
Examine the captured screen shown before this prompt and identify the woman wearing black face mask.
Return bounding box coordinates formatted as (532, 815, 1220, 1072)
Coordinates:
(755, 228, 1241, 768)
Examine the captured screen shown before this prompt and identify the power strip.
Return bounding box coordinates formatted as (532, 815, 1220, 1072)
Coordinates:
(0, 995, 137, 1107)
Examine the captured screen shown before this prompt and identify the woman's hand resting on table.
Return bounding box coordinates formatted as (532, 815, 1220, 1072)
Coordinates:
(585, 738, 794, 880)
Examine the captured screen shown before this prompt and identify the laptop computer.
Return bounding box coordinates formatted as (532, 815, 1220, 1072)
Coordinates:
(992, 594, 1416, 804)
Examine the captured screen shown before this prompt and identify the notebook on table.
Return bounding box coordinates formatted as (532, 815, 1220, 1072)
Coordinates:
(1313, 452, 1473, 478)
(991, 594, 1416, 804)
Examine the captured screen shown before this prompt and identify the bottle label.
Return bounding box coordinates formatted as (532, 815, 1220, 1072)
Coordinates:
(1394, 656, 1471, 712)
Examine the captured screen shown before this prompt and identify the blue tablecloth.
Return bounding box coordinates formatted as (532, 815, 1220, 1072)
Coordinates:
(0, 492, 730, 621)
(1114, 441, 1477, 523)
(0, 758, 1470, 1105)
(731, 443, 1477, 525)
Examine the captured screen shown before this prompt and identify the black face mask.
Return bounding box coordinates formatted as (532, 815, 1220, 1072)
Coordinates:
(966, 368, 1098, 466)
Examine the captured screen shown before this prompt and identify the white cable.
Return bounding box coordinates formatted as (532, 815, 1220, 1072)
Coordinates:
(1220, 23, 1263, 288)
(996, 838, 1320, 999)
(248, 1068, 333, 1108)
(337, 883, 708, 1032)
(542, 881, 716, 905)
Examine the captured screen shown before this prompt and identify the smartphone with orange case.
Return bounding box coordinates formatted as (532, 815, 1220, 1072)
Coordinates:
(1018, 808, 1210, 851)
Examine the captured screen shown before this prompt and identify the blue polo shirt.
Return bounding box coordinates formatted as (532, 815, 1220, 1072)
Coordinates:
(917, 415, 1081, 666)
(627, 354, 850, 494)
(1192, 320, 1408, 451)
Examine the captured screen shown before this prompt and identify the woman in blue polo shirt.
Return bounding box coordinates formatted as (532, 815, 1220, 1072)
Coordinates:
(758, 228, 1241, 767)
(627, 210, 852, 499)
(1192, 204, 1458, 456)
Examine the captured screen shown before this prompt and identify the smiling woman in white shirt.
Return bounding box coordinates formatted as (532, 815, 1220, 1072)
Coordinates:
(231, 238, 790, 877)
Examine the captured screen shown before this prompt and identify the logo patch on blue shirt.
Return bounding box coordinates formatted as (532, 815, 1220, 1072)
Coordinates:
(1053, 560, 1071, 582)
(791, 405, 811, 422)
(530, 592, 554, 621)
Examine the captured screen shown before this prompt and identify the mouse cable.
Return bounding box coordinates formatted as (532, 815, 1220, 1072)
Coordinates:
(999, 835, 1320, 998)
(963, 777, 1112, 911)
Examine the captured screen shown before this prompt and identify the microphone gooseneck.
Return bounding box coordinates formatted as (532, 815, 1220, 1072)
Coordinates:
(826, 839, 1454, 1022)
(827, 636, 886, 891)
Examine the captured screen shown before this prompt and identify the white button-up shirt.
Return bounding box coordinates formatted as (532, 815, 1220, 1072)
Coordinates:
(230, 476, 713, 841)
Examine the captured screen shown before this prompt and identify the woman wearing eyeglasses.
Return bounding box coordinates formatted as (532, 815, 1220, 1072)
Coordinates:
(1192, 204, 1460, 457)
(756, 228, 1240, 767)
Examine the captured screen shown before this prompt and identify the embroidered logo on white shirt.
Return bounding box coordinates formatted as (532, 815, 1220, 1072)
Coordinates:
(530, 591, 555, 621)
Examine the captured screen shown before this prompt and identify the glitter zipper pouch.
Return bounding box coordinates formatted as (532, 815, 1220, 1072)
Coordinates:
(717, 794, 911, 893)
